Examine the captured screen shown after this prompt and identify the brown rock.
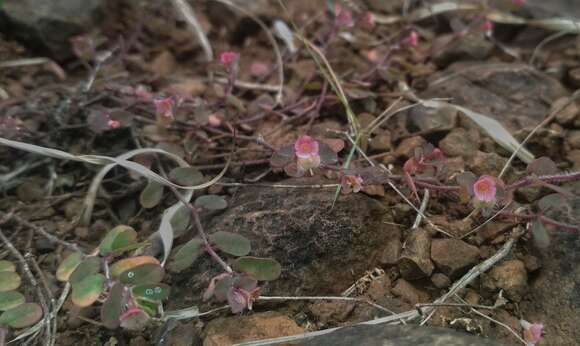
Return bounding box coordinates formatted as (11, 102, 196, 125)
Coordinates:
(398, 229, 434, 280)
(568, 67, 580, 88)
(168, 78, 207, 97)
(432, 33, 494, 68)
(469, 151, 508, 177)
(309, 301, 356, 325)
(357, 112, 376, 129)
(431, 239, 480, 278)
(483, 259, 527, 302)
(391, 279, 430, 305)
(568, 150, 580, 170)
(568, 130, 580, 150)
(150, 50, 176, 77)
(552, 97, 579, 125)
(522, 254, 541, 272)
(439, 128, 480, 159)
(369, 131, 392, 152)
(203, 312, 303, 346)
(431, 273, 451, 289)
(395, 136, 427, 159)
(379, 227, 402, 266)
(408, 104, 457, 133)
(366, 275, 392, 301)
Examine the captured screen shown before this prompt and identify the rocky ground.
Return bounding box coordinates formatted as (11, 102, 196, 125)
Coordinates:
(0, 0, 579, 345)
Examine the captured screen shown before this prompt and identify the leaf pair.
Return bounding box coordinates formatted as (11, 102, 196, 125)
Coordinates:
(139, 167, 205, 209)
(0, 261, 42, 329)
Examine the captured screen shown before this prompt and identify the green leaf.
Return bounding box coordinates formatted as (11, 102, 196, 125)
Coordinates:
(69, 256, 101, 286)
(135, 298, 158, 317)
(139, 181, 164, 209)
(110, 256, 160, 278)
(209, 231, 251, 256)
(71, 274, 105, 307)
(538, 193, 566, 212)
(232, 257, 282, 281)
(169, 167, 204, 186)
(0, 272, 21, 292)
(132, 283, 170, 303)
(119, 263, 164, 285)
(101, 282, 125, 329)
(531, 219, 550, 248)
(119, 308, 150, 331)
(0, 291, 25, 311)
(194, 195, 228, 211)
(319, 142, 338, 165)
(270, 145, 294, 168)
(527, 157, 558, 176)
(168, 238, 204, 272)
(0, 260, 15, 272)
(56, 252, 83, 282)
(170, 205, 191, 238)
(99, 225, 138, 256)
(0, 303, 42, 329)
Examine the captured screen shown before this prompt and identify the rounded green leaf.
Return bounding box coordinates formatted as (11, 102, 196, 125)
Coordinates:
(139, 181, 164, 209)
(170, 205, 191, 238)
(0, 291, 25, 311)
(0, 303, 43, 329)
(0, 260, 15, 272)
(319, 142, 338, 165)
(56, 252, 83, 282)
(119, 263, 164, 285)
(69, 256, 101, 286)
(168, 238, 204, 272)
(71, 274, 105, 307)
(99, 225, 138, 256)
(132, 283, 170, 302)
(169, 167, 204, 186)
(209, 231, 251, 256)
(120, 308, 149, 331)
(194, 195, 227, 211)
(0, 272, 21, 292)
(101, 282, 125, 329)
(110, 256, 160, 278)
(232, 257, 281, 281)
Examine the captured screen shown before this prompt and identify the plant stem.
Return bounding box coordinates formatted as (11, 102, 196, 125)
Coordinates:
(499, 211, 579, 232)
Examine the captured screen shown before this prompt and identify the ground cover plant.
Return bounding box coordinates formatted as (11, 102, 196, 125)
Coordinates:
(0, 0, 579, 345)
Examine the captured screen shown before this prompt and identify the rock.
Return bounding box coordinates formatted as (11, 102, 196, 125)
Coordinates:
(309, 301, 356, 325)
(432, 34, 494, 68)
(162, 320, 198, 346)
(568, 67, 580, 88)
(299, 324, 503, 346)
(408, 104, 457, 133)
(551, 97, 579, 125)
(379, 227, 402, 266)
(439, 128, 480, 159)
(423, 62, 569, 132)
(149, 50, 177, 77)
(366, 275, 392, 301)
(568, 130, 580, 150)
(167, 78, 207, 97)
(357, 112, 376, 129)
(526, 0, 580, 19)
(567, 150, 580, 170)
(200, 178, 397, 296)
(431, 239, 480, 278)
(431, 273, 451, 289)
(369, 131, 392, 152)
(483, 260, 527, 302)
(395, 136, 427, 159)
(203, 312, 304, 346)
(391, 279, 430, 305)
(468, 151, 508, 178)
(0, 0, 103, 60)
(398, 229, 434, 280)
(521, 255, 541, 272)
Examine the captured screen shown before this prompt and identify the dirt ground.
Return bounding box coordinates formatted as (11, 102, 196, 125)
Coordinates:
(0, 0, 579, 345)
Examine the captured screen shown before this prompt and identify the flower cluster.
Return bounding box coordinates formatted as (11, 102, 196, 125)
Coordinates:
(270, 135, 342, 177)
(294, 135, 321, 172)
(520, 320, 543, 345)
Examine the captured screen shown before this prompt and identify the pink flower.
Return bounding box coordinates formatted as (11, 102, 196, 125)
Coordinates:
(250, 62, 269, 77)
(363, 12, 375, 27)
(342, 175, 364, 193)
(520, 320, 543, 345)
(513, 0, 525, 6)
(294, 135, 319, 159)
(482, 20, 493, 34)
(107, 119, 121, 129)
(334, 4, 354, 28)
(405, 31, 419, 46)
(154, 97, 175, 119)
(219, 51, 239, 69)
(366, 49, 379, 62)
(473, 175, 497, 203)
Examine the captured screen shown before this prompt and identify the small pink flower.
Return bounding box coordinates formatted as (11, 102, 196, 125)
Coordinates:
(363, 12, 375, 27)
(334, 4, 354, 28)
(208, 113, 222, 127)
(107, 119, 121, 129)
(250, 62, 269, 77)
(404, 31, 419, 46)
(366, 49, 379, 63)
(294, 135, 319, 159)
(482, 20, 493, 34)
(220, 51, 239, 69)
(473, 175, 497, 203)
(520, 320, 543, 345)
(154, 97, 175, 119)
(513, 0, 525, 6)
(342, 175, 364, 193)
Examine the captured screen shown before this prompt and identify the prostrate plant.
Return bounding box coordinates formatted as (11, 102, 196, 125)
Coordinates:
(0, 260, 43, 343)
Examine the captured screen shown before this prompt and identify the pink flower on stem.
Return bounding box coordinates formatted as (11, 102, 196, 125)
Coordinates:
(482, 20, 493, 35)
(154, 97, 175, 120)
(342, 175, 364, 194)
(219, 51, 239, 70)
(363, 12, 375, 27)
(334, 4, 354, 28)
(473, 175, 497, 203)
(404, 30, 419, 46)
(107, 119, 121, 129)
(294, 135, 321, 172)
(520, 320, 543, 345)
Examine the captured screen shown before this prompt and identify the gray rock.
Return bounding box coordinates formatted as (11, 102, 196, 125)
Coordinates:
(0, 0, 103, 60)
(431, 239, 480, 278)
(439, 128, 480, 159)
(432, 33, 494, 68)
(299, 324, 504, 346)
(408, 104, 457, 133)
